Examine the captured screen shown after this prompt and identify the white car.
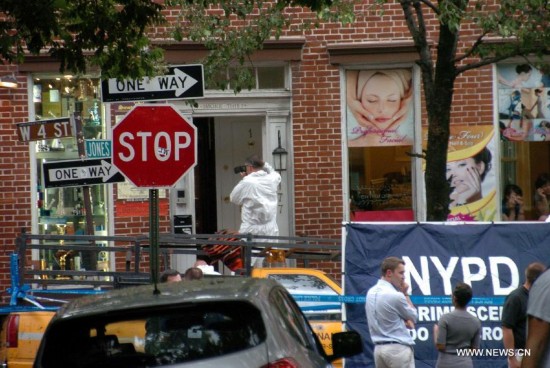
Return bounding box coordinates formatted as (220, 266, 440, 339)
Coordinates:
(33, 277, 361, 368)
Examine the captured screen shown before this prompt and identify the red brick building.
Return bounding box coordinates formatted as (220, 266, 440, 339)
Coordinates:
(1, 3, 549, 293)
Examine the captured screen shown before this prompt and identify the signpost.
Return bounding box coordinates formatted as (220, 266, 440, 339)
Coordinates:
(43, 158, 125, 188)
(112, 104, 198, 288)
(101, 65, 204, 103)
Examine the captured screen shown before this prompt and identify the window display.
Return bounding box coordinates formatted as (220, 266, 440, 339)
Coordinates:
(346, 68, 415, 221)
(33, 75, 109, 272)
(497, 63, 550, 221)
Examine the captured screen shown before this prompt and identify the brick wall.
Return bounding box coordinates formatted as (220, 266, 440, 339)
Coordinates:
(0, 2, 501, 289)
(0, 70, 31, 294)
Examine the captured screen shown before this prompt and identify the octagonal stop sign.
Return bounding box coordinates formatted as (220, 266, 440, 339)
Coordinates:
(113, 104, 197, 187)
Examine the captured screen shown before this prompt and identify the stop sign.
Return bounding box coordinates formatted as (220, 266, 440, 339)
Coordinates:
(112, 104, 197, 187)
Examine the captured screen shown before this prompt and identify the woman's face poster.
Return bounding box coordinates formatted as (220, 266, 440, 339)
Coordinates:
(423, 125, 497, 222)
(346, 69, 414, 147)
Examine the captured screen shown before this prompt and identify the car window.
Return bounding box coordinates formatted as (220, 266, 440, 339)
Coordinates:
(38, 301, 266, 368)
(269, 288, 323, 354)
(267, 274, 341, 321)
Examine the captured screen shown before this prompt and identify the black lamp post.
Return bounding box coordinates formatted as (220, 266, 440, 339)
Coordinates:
(272, 130, 288, 172)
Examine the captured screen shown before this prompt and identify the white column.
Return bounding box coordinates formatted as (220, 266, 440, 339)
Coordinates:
(266, 111, 292, 236)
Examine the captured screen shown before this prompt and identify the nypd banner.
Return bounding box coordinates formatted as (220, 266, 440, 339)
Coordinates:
(344, 222, 550, 368)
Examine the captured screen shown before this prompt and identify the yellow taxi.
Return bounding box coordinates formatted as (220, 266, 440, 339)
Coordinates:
(251, 266, 344, 368)
(0, 311, 55, 368)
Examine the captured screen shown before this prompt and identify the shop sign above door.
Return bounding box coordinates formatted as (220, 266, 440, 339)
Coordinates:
(101, 65, 204, 103)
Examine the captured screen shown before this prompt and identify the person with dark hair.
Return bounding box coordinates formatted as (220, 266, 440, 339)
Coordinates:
(365, 256, 417, 367)
(183, 267, 203, 281)
(159, 269, 181, 283)
(433, 283, 481, 368)
(498, 64, 537, 89)
(446, 147, 492, 208)
(534, 173, 550, 221)
(230, 154, 281, 240)
(502, 184, 525, 221)
(502, 262, 546, 368)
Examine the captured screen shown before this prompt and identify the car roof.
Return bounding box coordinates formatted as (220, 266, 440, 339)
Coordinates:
(54, 277, 282, 320)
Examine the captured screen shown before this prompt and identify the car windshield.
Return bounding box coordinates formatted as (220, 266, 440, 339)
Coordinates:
(39, 301, 266, 368)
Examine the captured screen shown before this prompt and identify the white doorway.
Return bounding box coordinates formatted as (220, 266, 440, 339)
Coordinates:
(214, 116, 264, 232)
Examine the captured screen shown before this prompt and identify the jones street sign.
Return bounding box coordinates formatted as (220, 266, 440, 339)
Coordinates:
(43, 158, 125, 188)
(101, 65, 204, 103)
(85, 139, 112, 159)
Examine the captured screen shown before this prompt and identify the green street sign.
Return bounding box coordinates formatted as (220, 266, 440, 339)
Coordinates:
(85, 139, 112, 159)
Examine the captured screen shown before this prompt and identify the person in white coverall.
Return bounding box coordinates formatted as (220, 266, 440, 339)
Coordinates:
(230, 155, 281, 240)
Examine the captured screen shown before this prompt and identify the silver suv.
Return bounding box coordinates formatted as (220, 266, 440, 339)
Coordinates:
(33, 278, 361, 368)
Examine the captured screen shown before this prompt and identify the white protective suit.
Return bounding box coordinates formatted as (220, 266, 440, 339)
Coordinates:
(230, 162, 281, 236)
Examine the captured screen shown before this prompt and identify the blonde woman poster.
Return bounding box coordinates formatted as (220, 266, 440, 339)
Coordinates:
(423, 125, 497, 221)
(346, 69, 414, 147)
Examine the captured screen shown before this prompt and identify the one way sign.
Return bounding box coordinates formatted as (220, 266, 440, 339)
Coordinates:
(43, 158, 125, 188)
(101, 65, 204, 103)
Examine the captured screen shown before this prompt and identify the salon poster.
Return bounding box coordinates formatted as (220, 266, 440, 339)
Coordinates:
(497, 63, 550, 141)
(422, 125, 497, 221)
(346, 69, 414, 147)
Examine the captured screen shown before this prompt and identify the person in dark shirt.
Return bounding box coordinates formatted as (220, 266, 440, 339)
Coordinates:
(502, 262, 546, 368)
(433, 282, 481, 368)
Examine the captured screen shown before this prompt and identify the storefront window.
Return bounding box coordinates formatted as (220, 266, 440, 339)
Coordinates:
(497, 63, 550, 221)
(33, 75, 109, 271)
(349, 146, 414, 221)
(346, 68, 415, 221)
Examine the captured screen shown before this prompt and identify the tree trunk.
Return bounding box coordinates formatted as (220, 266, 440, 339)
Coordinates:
(423, 23, 459, 221)
(424, 87, 454, 221)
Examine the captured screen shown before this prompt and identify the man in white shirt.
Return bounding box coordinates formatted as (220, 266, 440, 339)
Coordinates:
(366, 256, 417, 367)
(230, 155, 281, 267)
(230, 155, 281, 237)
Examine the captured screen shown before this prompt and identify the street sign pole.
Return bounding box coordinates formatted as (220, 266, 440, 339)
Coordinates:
(112, 103, 199, 290)
(74, 112, 97, 262)
(150, 189, 160, 293)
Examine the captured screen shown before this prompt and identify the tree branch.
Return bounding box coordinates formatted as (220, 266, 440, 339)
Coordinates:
(455, 46, 535, 75)
(407, 150, 427, 159)
(408, 0, 435, 86)
(454, 31, 490, 63)
(418, 0, 439, 15)
(455, 55, 513, 75)
(400, 0, 420, 37)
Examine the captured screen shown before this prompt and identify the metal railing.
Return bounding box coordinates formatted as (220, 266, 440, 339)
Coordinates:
(14, 230, 342, 292)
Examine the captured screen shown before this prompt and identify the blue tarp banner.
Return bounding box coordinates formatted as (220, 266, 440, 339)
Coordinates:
(344, 222, 550, 368)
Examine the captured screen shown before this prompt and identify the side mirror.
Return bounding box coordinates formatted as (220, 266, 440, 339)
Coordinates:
(328, 330, 363, 361)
